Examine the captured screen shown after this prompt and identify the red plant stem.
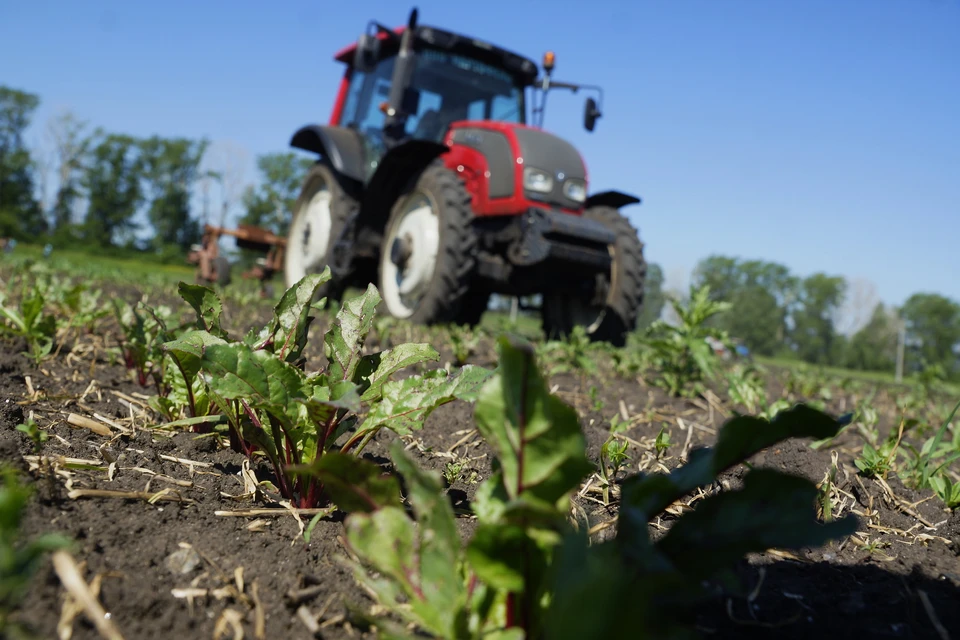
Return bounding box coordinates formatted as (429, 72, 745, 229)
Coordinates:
(339, 429, 367, 455)
(302, 478, 322, 509)
(506, 594, 516, 628)
(466, 573, 478, 602)
(316, 412, 340, 454)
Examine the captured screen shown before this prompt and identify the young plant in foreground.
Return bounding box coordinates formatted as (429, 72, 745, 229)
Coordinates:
(0, 467, 72, 635)
(339, 337, 858, 639)
(643, 284, 731, 397)
(448, 323, 480, 367)
(163, 271, 493, 509)
(111, 297, 177, 390)
(0, 286, 59, 366)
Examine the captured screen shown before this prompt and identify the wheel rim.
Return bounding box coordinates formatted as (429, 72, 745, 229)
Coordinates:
(285, 179, 333, 287)
(379, 191, 441, 318)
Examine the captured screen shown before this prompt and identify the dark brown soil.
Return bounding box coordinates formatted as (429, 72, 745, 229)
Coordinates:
(0, 279, 958, 640)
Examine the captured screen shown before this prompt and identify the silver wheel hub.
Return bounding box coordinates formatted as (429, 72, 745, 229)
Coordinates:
(380, 193, 440, 319)
(284, 183, 332, 287)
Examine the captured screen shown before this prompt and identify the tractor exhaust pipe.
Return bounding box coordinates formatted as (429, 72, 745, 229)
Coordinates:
(383, 8, 419, 143)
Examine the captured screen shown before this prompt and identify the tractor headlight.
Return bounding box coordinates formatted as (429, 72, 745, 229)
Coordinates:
(523, 167, 553, 193)
(563, 179, 587, 203)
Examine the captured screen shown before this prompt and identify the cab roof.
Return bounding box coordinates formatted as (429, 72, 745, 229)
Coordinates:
(333, 24, 540, 86)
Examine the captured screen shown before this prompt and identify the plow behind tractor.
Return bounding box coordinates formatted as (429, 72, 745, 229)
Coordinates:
(187, 223, 286, 295)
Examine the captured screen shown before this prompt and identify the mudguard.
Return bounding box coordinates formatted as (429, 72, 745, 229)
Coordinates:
(584, 190, 642, 210)
(290, 125, 366, 183)
(359, 139, 450, 228)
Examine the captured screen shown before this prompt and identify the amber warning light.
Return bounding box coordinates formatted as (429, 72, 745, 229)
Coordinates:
(543, 50, 555, 73)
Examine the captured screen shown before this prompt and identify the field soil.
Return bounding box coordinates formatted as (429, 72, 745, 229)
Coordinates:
(1, 283, 958, 640)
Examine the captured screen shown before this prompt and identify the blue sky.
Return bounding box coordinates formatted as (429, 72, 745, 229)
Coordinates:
(2, 0, 958, 315)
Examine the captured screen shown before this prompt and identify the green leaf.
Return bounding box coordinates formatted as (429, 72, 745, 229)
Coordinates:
(471, 471, 509, 525)
(388, 441, 458, 556)
(466, 524, 530, 592)
(621, 403, 845, 524)
(199, 342, 308, 426)
(177, 282, 226, 338)
(543, 533, 641, 640)
(344, 506, 419, 596)
(473, 336, 593, 507)
(388, 441, 466, 634)
(920, 398, 960, 487)
(301, 379, 362, 426)
(356, 343, 441, 402)
(341, 444, 478, 638)
(292, 453, 401, 513)
(269, 270, 330, 362)
(324, 283, 381, 382)
(482, 631, 525, 640)
(359, 365, 494, 436)
(163, 329, 228, 379)
(655, 468, 858, 581)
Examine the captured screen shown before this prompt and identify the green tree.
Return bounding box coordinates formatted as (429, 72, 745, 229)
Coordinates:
(81, 132, 144, 248)
(240, 152, 314, 234)
(726, 287, 784, 356)
(0, 86, 45, 240)
(845, 302, 898, 372)
(899, 293, 960, 378)
(791, 273, 847, 365)
(636, 263, 665, 329)
(139, 135, 209, 251)
(690, 255, 797, 356)
(691, 255, 740, 303)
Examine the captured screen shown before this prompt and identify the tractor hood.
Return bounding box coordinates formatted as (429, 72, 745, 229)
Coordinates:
(512, 125, 588, 211)
(448, 122, 587, 211)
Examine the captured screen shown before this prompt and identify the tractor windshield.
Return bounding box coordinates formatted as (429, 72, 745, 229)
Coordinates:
(339, 50, 524, 145)
(338, 48, 525, 177)
(405, 49, 525, 141)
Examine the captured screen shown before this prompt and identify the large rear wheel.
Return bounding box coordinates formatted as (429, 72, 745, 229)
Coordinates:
(284, 163, 359, 299)
(541, 205, 646, 348)
(378, 164, 477, 324)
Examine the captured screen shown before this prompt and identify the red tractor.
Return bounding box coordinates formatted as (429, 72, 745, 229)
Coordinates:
(284, 8, 646, 346)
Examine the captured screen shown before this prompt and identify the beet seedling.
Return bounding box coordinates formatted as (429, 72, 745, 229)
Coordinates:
(0, 286, 59, 366)
(0, 466, 72, 635)
(339, 336, 858, 640)
(642, 284, 731, 397)
(163, 270, 493, 509)
(111, 297, 177, 391)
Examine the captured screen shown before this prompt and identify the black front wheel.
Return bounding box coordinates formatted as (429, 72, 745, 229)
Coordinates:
(377, 163, 478, 325)
(541, 205, 646, 347)
(284, 163, 359, 300)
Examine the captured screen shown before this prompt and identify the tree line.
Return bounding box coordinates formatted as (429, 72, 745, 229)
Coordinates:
(0, 84, 311, 262)
(688, 256, 960, 381)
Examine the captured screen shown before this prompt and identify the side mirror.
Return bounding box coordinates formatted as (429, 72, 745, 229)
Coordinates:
(584, 97, 601, 132)
(353, 33, 380, 72)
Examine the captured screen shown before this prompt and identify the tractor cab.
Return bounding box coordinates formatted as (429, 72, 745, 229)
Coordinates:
(334, 44, 529, 182)
(326, 11, 603, 183)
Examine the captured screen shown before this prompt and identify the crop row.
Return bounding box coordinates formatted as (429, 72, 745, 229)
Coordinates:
(0, 255, 957, 638)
